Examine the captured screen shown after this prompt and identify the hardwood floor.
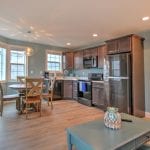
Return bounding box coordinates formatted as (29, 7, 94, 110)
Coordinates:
(0, 100, 104, 150)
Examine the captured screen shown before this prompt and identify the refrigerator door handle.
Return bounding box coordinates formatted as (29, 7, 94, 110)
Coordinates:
(108, 76, 129, 80)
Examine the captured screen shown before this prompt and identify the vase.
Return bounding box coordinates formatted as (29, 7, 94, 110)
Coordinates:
(104, 107, 121, 129)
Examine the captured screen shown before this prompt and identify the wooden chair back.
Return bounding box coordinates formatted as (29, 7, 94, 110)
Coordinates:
(49, 77, 56, 92)
(0, 82, 19, 116)
(17, 76, 26, 84)
(25, 78, 43, 98)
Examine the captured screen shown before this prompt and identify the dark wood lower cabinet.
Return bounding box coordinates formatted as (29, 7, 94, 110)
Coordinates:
(73, 81, 78, 100)
(63, 80, 73, 99)
(92, 82, 106, 110)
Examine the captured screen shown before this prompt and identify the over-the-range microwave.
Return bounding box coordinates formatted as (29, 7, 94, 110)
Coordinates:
(83, 56, 98, 68)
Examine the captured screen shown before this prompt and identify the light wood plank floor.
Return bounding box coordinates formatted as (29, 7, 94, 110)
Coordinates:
(0, 100, 104, 150)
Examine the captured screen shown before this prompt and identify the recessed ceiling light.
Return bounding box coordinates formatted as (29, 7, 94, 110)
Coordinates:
(93, 33, 98, 37)
(30, 26, 34, 30)
(142, 16, 149, 21)
(66, 43, 71, 45)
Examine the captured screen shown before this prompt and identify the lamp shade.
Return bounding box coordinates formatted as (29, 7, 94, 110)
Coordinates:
(26, 47, 33, 56)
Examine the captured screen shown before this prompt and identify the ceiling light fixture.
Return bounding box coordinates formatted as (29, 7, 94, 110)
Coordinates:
(66, 43, 71, 45)
(93, 33, 98, 37)
(142, 16, 149, 21)
(26, 47, 33, 56)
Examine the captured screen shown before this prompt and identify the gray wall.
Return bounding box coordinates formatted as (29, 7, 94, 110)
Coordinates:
(139, 31, 150, 113)
(0, 32, 150, 113)
(0, 36, 67, 77)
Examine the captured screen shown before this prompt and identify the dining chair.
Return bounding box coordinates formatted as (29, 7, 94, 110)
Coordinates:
(42, 77, 56, 109)
(23, 78, 43, 119)
(0, 82, 19, 116)
(17, 76, 26, 84)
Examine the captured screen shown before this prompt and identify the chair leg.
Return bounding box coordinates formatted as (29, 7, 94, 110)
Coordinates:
(50, 97, 53, 109)
(47, 98, 50, 106)
(26, 103, 28, 119)
(39, 102, 42, 117)
(0, 101, 3, 116)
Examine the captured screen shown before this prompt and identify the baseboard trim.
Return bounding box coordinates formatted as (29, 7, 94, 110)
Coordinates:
(145, 112, 150, 118)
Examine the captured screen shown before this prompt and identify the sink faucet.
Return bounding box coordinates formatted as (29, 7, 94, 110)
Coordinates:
(63, 70, 68, 76)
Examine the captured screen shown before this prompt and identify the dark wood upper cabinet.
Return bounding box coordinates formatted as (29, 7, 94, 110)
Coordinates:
(74, 51, 83, 70)
(63, 52, 74, 70)
(106, 35, 132, 54)
(83, 49, 91, 57)
(106, 40, 118, 54)
(98, 45, 107, 68)
(118, 36, 131, 52)
(83, 47, 98, 57)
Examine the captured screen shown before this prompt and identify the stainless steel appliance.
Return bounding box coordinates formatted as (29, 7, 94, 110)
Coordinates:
(83, 56, 97, 68)
(88, 73, 103, 81)
(107, 53, 132, 114)
(78, 80, 92, 106)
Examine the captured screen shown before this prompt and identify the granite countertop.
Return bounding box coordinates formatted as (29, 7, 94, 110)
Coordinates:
(56, 76, 89, 81)
(55, 76, 104, 82)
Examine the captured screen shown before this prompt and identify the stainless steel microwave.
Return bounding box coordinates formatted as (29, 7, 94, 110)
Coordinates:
(83, 56, 98, 68)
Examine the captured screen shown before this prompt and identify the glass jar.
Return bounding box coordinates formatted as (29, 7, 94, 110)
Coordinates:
(104, 107, 121, 129)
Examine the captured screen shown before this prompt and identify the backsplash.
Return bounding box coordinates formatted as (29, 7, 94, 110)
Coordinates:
(68, 68, 103, 77)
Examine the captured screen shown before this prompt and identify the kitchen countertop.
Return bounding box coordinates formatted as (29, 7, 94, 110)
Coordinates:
(55, 76, 104, 82)
(56, 76, 89, 81)
(92, 80, 104, 83)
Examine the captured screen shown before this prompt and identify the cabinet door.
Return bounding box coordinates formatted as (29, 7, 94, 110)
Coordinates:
(74, 51, 83, 70)
(98, 45, 107, 68)
(90, 47, 98, 57)
(118, 36, 131, 52)
(63, 80, 73, 99)
(106, 40, 118, 54)
(73, 81, 78, 100)
(92, 88, 100, 105)
(83, 49, 91, 57)
(63, 52, 74, 70)
(92, 83, 106, 110)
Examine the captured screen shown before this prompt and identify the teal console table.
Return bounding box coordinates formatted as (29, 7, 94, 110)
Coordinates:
(67, 113, 150, 150)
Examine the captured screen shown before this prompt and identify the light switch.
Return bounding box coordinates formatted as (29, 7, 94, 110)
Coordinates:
(30, 70, 34, 74)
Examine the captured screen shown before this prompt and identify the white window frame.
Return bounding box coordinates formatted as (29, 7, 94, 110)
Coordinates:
(45, 50, 63, 73)
(0, 42, 7, 81)
(7, 45, 28, 81)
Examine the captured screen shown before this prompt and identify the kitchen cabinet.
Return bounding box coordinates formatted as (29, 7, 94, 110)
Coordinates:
(106, 34, 145, 117)
(106, 35, 132, 54)
(63, 52, 74, 70)
(83, 47, 98, 57)
(72, 81, 78, 100)
(63, 80, 73, 99)
(98, 45, 107, 68)
(92, 82, 106, 110)
(74, 51, 83, 70)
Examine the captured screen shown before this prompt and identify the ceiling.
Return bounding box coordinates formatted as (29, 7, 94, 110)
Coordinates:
(0, 0, 150, 49)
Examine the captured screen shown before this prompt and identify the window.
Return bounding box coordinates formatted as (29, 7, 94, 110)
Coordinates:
(0, 47, 6, 80)
(10, 50, 26, 80)
(46, 51, 62, 72)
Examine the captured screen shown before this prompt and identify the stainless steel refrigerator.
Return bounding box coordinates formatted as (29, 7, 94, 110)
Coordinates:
(106, 53, 132, 114)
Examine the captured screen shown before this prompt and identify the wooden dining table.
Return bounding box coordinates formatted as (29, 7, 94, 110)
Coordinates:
(9, 84, 27, 114)
(9, 83, 45, 114)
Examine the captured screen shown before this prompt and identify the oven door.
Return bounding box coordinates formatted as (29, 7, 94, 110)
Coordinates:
(78, 80, 92, 106)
